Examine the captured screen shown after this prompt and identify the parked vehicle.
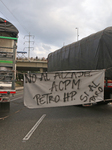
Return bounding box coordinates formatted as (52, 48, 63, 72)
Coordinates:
(0, 18, 19, 111)
(48, 27, 112, 104)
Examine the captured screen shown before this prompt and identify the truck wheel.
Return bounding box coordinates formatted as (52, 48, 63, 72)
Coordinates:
(0, 102, 10, 112)
(97, 101, 109, 105)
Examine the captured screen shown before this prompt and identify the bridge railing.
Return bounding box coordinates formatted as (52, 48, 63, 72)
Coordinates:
(16, 57, 47, 61)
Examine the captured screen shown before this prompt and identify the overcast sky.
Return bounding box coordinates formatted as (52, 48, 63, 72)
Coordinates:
(0, 0, 112, 58)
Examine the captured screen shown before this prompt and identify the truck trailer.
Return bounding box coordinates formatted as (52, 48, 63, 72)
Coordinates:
(48, 27, 112, 104)
(0, 18, 19, 111)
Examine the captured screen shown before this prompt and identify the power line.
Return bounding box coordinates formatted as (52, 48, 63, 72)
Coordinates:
(0, 9, 8, 20)
(0, 0, 29, 33)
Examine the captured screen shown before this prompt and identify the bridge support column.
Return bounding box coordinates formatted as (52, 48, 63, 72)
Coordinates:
(40, 68, 43, 73)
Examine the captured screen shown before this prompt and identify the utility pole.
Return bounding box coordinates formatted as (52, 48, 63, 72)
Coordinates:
(76, 27, 79, 41)
(24, 32, 34, 59)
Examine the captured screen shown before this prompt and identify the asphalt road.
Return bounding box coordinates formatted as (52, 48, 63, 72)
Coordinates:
(0, 90, 112, 150)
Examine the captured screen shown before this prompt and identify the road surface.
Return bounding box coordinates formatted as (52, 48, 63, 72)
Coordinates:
(0, 90, 112, 150)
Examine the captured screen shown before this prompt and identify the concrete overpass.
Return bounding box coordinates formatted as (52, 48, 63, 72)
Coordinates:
(16, 60, 47, 72)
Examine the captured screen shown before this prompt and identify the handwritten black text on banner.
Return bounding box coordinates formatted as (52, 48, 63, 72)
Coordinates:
(24, 70, 104, 108)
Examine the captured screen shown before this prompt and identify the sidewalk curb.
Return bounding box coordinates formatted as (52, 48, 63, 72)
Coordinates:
(16, 87, 24, 91)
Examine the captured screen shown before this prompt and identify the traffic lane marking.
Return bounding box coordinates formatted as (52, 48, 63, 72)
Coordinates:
(22, 114, 46, 142)
(10, 96, 23, 102)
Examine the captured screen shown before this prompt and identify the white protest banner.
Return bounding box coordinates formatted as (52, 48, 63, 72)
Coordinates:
(24, 70, 105, 108)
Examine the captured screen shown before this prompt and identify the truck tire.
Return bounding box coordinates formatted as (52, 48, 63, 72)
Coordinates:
(0, 102, 10, 112)
(97, 101, 109, 105)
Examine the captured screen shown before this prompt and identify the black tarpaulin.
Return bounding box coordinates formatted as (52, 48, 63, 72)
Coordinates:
(48, 27, 112, 79)
(0, 18, 19, 37)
